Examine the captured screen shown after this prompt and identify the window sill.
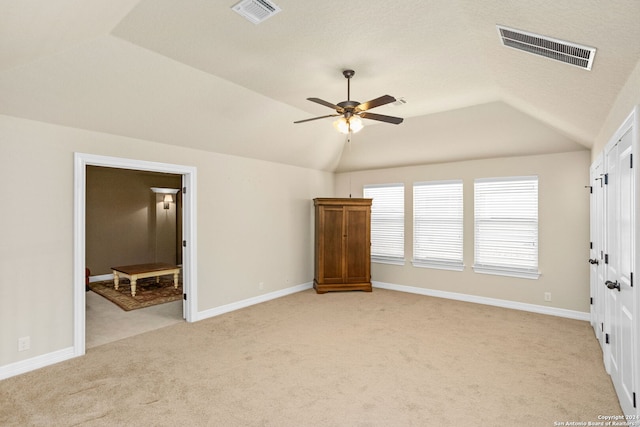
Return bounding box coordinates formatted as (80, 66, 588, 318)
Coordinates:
(371, 257, 405, 266)
(473, 265, 540, 280)
(412, 260, 464, 272)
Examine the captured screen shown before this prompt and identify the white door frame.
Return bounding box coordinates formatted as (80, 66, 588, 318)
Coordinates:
(73, 153, 198, 357)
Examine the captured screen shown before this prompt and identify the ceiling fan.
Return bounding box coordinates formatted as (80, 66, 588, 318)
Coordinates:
(294, 69, 404, 134)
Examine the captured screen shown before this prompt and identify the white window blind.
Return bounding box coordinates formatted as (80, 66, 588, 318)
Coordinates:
(474, 176, 540, 279)
(363, 184, 405, 264)
(413, 180, 463, 271)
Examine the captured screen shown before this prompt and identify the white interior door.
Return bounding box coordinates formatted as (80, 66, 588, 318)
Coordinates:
(604, 130, 636, 415)
(590, 156, 605, 345)
(604, 142, 617, 374)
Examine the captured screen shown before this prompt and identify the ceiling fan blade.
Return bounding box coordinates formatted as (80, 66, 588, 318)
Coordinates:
(294, 114, 340, 124)
(359, 112, 404, 125)
(355, 95, 396, 112)
(307, 98, 344, 112)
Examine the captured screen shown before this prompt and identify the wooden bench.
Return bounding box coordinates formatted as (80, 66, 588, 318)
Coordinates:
(111, 262, 181, 297)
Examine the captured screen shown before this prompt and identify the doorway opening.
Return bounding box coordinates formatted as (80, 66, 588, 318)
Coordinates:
(85, 166, 182, 347)
(73, 153, 198, 357)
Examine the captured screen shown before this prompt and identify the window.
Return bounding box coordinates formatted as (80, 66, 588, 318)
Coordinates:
(413, 180, 463, 271)
(363, 184, 404, 264)
(474, 176, 540, 279)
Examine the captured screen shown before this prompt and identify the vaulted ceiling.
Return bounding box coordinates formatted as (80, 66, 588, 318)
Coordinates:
(1, 0, 639, 171)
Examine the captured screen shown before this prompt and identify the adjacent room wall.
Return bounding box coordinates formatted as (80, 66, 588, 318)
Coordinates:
(86, 166, 182, 275)
(0, 114, 334, 367)
(335, 150, 591, 313)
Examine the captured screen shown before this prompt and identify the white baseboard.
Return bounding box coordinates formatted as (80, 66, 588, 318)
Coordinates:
(195, 282, 313, 321)
(0, 347, 78, 381)
(89, 273, 113, 283)
(2, 280, 587, 381)
(2, 282, 312, 380)
(373, 281, 590, 321)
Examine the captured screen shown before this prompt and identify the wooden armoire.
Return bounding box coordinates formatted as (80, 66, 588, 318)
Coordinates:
(313, 198, 372, 293)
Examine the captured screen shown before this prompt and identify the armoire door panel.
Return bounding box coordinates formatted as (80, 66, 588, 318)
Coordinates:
(320, 207, 345, 283)
(345, 207, 370, 283)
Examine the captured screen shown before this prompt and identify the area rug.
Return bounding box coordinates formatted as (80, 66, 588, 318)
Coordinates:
(88, 277, 182, 311)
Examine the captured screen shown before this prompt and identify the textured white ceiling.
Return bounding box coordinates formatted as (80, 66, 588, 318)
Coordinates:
(1, 0, 639, 171)
(0, 0, 139, 70)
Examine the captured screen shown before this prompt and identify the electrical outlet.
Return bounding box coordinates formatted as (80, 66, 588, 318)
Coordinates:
(544, 292, 552, 302)
(18, 336, 30, 352)
(259, 282, 264, 290)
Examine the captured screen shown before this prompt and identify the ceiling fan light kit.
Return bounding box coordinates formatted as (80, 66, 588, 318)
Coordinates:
(294, 69, 404, 134)
(333, 115, 364, 134)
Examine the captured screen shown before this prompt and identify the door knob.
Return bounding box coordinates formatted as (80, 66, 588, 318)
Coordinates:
(605, 280, 620, 291)
(589, 258, 599, 265)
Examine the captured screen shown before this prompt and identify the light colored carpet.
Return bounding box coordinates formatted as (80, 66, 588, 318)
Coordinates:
(1, 289, 622, 426)
(86, 290, 183, 348)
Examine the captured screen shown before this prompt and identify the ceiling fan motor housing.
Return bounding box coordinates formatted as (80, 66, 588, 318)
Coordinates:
(337, 100, 359, 117)
(343, 69, 355, 79)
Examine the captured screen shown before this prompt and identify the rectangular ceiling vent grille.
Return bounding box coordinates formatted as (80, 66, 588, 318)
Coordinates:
(497, 25, 596, 71)
(232, 0, 281, 24)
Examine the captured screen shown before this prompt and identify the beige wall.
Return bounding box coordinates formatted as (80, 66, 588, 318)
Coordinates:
(335, 150, 591, 312)
(0, 114, 334, 366)
(86, 166, 182, 275)
(0, 111, 593, 369)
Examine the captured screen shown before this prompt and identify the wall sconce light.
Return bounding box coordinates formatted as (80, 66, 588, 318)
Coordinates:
(151, 187, 180, 210)
(162, 194, 173, 209)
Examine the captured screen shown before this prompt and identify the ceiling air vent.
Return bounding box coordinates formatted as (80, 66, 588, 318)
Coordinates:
(497, 25, 596, 71)
(231, 0, 281, 24)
